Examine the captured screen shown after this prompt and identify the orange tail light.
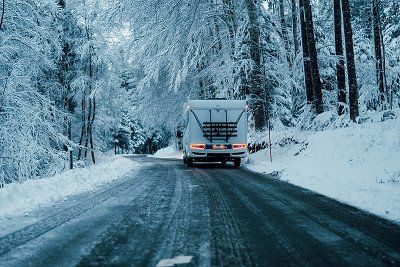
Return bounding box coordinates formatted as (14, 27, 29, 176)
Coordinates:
(233, 144, 247, 150)
(190, 144, 205, 149)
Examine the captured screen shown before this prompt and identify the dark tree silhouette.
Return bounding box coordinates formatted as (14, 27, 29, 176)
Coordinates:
(372, 0, 387, 107)
(299, 0, 313, 105)
(302, 0, 324, 114)
(341, 0, 359, 120)
(334, 0, 346, 115)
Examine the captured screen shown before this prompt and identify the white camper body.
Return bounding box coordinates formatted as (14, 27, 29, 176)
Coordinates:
(182, 99, 248, 167)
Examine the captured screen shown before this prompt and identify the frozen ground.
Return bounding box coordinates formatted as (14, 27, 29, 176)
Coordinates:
(149, 145, 183, 159)
(0, 156, 139, 220)
(247, 110, 400, 223)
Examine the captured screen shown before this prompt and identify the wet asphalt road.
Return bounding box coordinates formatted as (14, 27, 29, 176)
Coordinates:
(0, 156, 400, 266)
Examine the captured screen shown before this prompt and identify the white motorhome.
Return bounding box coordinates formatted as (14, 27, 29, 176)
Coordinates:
(181, 99, 248, 167)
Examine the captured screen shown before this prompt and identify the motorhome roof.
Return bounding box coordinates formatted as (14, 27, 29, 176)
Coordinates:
(186, 100, 246, 110)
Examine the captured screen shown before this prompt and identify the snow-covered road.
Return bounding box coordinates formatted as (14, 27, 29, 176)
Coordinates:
(0, 156, 399, 266)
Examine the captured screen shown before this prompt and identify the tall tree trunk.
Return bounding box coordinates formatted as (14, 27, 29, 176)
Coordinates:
(299, 0, 314, 104)
(68, 120, 73, 169)
(63, 90, 74, 168)
(84, 43, 96, 163)
(77, 92, 86, 160)
(0, 0, 5, 30)
(372, 0, 386, 107)
(245, 0, 265, 130)
(59, 0, 74, 169)
(84, 98, 92, 159)
(222, 0, 240, 98)
(334, 0, 346, 115)
(89, 96, 96, 164)
(380, 24, 388, 107)
(341, 0, 359, 120)
(279, 0, 291, 65)
(291, 0, 299, 56)
(302, 0, 324, 114)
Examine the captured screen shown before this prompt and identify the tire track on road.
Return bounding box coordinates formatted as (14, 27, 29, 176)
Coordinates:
(77, 163, 175, 266)
(78, 162, 210, 266)
(193, 168, 256, 266)
(228, 169, 400, 265)
(150, 164, 211, 267)
(205, 168, 341, 266)
(0, 170, 145, 257)
(245, 169, 400, 252)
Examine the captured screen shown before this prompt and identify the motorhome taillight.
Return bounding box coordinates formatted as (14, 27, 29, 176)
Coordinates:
(233, 144, 247, 150)
(190, 144, 205, 150)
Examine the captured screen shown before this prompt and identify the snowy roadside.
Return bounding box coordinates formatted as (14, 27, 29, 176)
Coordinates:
(0, 156, 140, 220)
(148, 146, 183, 159)
(246, 111, 400, 223)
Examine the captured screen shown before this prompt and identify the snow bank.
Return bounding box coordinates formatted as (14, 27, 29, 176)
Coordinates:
(247, 111, 400, 223)
(0, 156, 139, 219)
(149, 146, 183, 159)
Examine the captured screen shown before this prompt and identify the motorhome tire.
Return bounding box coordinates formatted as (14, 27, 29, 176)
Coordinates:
(186, 158, 194, 167)
(234, 158, 241, 168)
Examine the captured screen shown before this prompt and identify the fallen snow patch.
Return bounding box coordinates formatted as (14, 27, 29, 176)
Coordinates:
(247, 111, 400, 223)
(149, 146, 183, 159)
(0, 156, 139, 219)
(156, 255, 193, 267)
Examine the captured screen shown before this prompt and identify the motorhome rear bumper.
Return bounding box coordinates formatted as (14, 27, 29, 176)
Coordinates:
(188, 149, 247, 159)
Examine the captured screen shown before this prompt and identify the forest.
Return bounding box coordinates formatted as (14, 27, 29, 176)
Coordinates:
(0, 0, 399, 185)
